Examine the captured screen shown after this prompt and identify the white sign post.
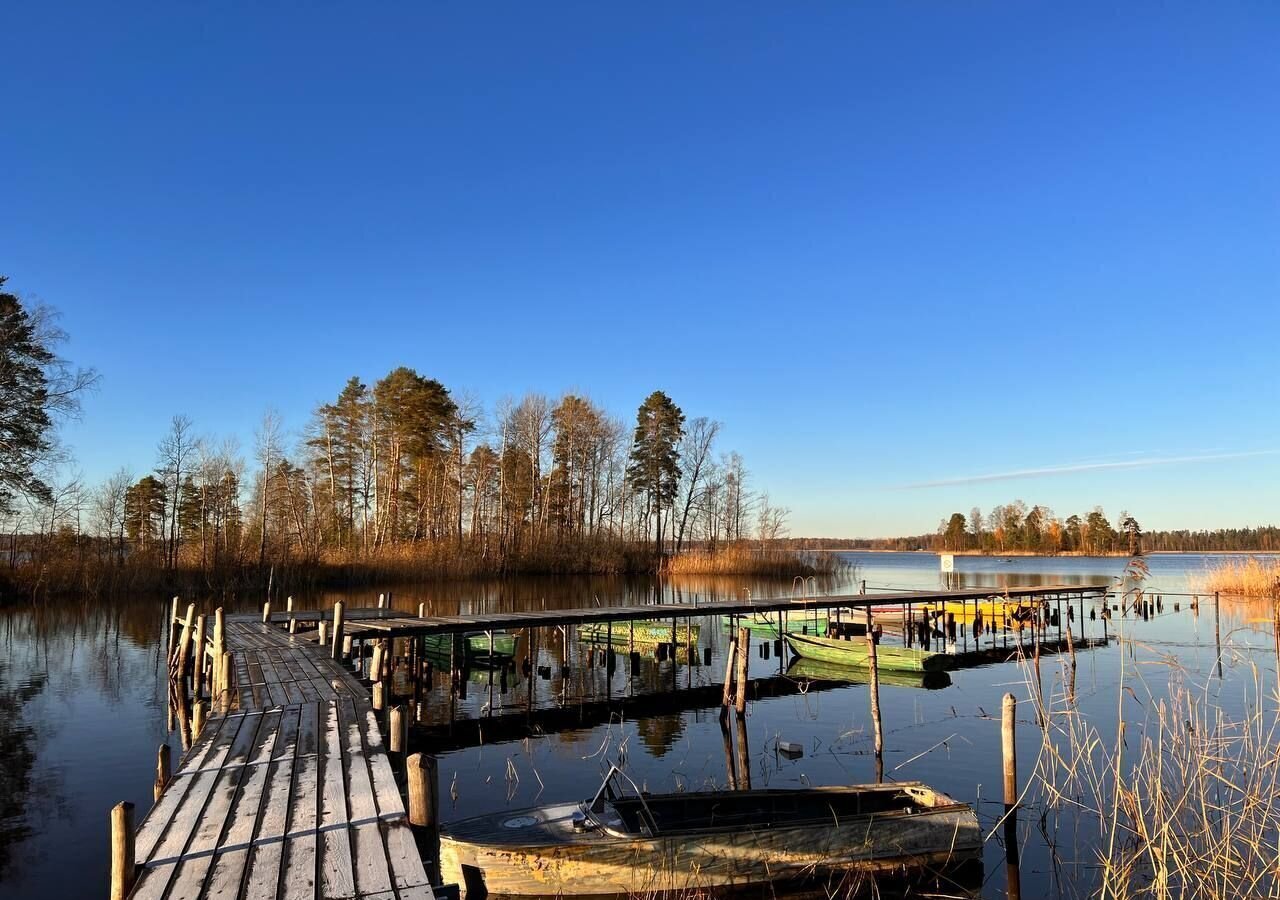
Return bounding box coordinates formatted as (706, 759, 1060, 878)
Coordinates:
(940, 553, 954, 573)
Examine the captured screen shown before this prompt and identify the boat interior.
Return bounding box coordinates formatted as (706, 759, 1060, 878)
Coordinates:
(608, 788, 928, 835)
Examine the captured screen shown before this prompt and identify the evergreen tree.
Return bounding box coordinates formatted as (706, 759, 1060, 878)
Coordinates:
(626, 391, 684, 553)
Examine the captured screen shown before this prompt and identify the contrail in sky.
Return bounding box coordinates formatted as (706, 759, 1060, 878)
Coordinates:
(898, 450, 1278, 489)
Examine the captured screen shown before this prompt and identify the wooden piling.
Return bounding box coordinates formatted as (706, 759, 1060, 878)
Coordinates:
(370, 643, 384, 683)
(866, 607, 883, 781)
(720, 637, 738, 711)
(378, 592, 386, 609)
(342, 635, 353, 661)
(407, 753, 440, 883)
(167, 596, 180, 659)
(154, 743, 171, 801)
(286, 595, 293, 613)
(1214, 591, 1223, 678)
(110, 801, 136, 900)
(262, 599, 271, 624)
(1002, 692, 1017, 811)
(318, 621, 328, 646)
(418, 601, 426, 618)
(389, 704, 406, 754)
(192, 699, 207, 738)
(331, 600, 345, 660)
(734, 628, 750, 715)
(211, 608, 225, 704)
(219, 650, 233, 712)
(373, 680, 386, 711)
(192, 614, 206, 697)
(175, 603, 196, 676)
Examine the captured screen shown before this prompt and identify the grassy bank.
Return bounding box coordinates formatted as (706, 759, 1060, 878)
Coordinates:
(1196, 556, 1280, 598)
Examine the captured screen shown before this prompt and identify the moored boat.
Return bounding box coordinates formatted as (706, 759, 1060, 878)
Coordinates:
(719, 611, 828, 638)
(439, 766, 980, 897)
(577, 621, 699, 645)
(785, 632, 951, 672)
(422, 631, 518, 661)
(786, 657, 952, 690)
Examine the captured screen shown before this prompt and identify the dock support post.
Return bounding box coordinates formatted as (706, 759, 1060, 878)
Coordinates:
(154, 743, 171, 801)
(378, 592, 386, 609)
(720, 637, 738, 711)
(331, 601, 345, 660)
(175, 602, 196, 677)
(192, 699, 207, 739)
(734, 628, 750, 715)
(373, 680, 386, 712)
(110, 801, 136, 900)
(1002, 692, 1017, 812)
(167, 597, 180, 659)
(262, 599, 270, 624)
(866, 607, 883, 782)
(192, 615, 206, 697)
(221, 650, 234, 712)
(211, 608, 225, 703)
(389, 704, 406, 755)
(407, 753, 440, 883)
(318, 621, 328, 647)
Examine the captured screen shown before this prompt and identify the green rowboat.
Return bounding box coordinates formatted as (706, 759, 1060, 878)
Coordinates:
(785, 632, 951, 673)
(720, 612, 829, 638)
(577, 621, 699, 645)
(786, 658, 952, 690)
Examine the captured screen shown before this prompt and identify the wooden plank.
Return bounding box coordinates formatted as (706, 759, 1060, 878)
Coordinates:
(319, 701, 355, 899)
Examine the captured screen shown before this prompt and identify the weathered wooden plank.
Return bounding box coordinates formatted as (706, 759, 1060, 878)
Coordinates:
(319, 701, 355, 900)
(280, 749, 319, 900)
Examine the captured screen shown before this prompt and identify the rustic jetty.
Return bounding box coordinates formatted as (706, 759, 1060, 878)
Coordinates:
(120, 605, 434, 900)
(116, 583, 1104, 899)
(438, 765, 980, 896)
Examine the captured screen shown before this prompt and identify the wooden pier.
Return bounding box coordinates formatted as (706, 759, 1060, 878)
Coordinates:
(118, 583, 1108, 899)
(125, 612, 433, 900)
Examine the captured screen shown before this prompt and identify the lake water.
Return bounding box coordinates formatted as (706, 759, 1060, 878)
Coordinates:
(2, 552, 1277, 899)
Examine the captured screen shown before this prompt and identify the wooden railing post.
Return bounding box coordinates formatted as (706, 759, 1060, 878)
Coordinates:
(331, 601, 345, 660)
(110, 801, 136, 900)
(407, 753, 440, 883)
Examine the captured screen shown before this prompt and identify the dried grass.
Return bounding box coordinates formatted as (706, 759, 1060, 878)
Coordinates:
(1197, 556, 1280, 599)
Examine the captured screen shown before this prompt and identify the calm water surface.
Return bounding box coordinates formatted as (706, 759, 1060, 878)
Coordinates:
(2, 552, 1277, 899)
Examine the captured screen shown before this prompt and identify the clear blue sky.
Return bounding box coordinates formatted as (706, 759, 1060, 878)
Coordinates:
(3, 3, 1277, 537)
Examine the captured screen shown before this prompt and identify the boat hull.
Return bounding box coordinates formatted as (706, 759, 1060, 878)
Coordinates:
(785, 633, 950, 672)
(440, 801, 979, 897)
(719, 613, 828, 639)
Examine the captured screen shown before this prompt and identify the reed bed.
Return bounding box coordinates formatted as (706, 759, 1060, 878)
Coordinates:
(1196, 556, 1280, 598)
(664, 546, 845, 578)
(1024, 620, 1280, 898)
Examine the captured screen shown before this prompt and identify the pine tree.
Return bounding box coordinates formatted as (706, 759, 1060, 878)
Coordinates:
(626, 391, 684, 553)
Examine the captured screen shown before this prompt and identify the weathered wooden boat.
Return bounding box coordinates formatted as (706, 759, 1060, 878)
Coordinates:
(787, 658, 952, 690)
(785, 633, 951, 673)
(577, 621, 699, 645)
(439, 766, 980, 897)
(720, 611, 828, 638)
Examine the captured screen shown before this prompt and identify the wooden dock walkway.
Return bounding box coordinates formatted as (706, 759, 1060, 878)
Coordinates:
(252, 584, 1109, 639)
(129, 616, 432, 900)
(119, 583, 1109, 899)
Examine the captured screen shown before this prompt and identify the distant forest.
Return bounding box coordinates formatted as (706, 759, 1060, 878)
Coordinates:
(769, 502, 1280, 554)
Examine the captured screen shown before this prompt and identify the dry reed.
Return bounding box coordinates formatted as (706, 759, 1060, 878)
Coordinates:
(1196, 556, 1280, 599)
(664, 546, 844, 578)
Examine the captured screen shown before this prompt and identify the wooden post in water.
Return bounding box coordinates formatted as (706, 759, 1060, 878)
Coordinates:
(175, 603, 196, 677)
(418, 601, 426, 618)
(331, 601, 345, 660)
(866, 607, 883, 782)
(192, 614, 206, 697)
(262, 599, 271, 624)
(721, 637, 738, 712)
(734, 628, 750, 715)
(719, 714, 738, 789)
(1002, 693, 1017, 812)
(373, 680, 386, 712)
(220, 650, 233, 712)
(154, 743, 171, 801)
(407, 753, 440, 883)
(318, 621, 328, 647)
(110, 801, 136, 900)
(733, 708, 752, 789)
(389, 704, 406, 754)
(1215, 591, 1223, 678)
(378, 592, 386, 609)
(192, 699, 207, 739)
(167, 596, 180, 659)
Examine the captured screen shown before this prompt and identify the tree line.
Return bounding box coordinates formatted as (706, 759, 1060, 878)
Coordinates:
(2, 280, 799, 595)
(782, 501, 1280, 555)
